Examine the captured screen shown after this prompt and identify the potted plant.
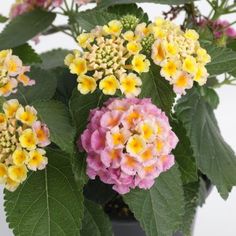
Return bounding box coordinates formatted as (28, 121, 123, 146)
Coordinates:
(0, 0, 236, 236)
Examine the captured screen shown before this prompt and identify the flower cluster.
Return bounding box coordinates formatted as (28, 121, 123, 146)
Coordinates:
(0, 99, 50, 192)
(150, 18, 211, 94)
(0, 49, 35, 97)
(65, 19, 151, 97)
(10, 0, 62, 18)
(80, 98, 178, 194)
(199, 19, 236, 40)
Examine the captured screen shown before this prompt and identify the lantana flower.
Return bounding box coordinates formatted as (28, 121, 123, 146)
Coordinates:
(10, 0, 63, 18)
(0, 49, 35, 97)
(80, 98, 178, 194)
(0, 99, 51, 192)
(198, 19, 236, 40)
(149, 17, 211, 95)
(65, 19, 151, 97)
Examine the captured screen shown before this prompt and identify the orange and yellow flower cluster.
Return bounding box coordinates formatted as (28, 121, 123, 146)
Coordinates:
(150, 18, 211, 94)
(65, 20, 150, 97)
(0, 49, 35, 97)
(0, 99, 50, 192)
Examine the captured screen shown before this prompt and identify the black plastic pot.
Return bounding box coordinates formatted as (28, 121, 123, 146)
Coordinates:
(112, 220, 184, 236)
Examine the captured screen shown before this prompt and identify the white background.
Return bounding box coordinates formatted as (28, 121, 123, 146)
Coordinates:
(0, 1, 236, 235)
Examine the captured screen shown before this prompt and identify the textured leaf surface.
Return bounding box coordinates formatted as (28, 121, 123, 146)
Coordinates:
(75, 9, 116, 31)
(181, 182, 200, 236)
(81, 200, 112, 236)
(40, 49, 70, 70)
(72, 152, 88, 189)
(107, 4, 148, 23)
(140, 64, 175, 115)
(124, 166, 185, 236)
(9, 67, 57, 105)
(0, 9, 55, 49)
(97, 0, 194, 8)
(4, 148, 83, 236)
(172, 121, 198, 184)
(69, 89, 108, 134)
(175, 88, 236, 199)
(33, 100, 76, 154)
(12, 44, 42, 65)
(51, 67, 77, 105)
(205, 44, 236, 76)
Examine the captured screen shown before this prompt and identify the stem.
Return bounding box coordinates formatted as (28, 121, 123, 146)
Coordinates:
(64, 0, 71, 12)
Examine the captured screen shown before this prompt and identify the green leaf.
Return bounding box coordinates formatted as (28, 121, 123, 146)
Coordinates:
(51, 67, 77, 105)
(198, 177, 211, 206)
(8, 67, 57, 105)
(40, 49, 70, 70)
(12, 44, 42, 65)
(124, 165, 185, 236)
(202, 87, 219, 109)
(0, 9, 56, 50)
(33, 100, 76, 154)
(4, 148, 84, 236)
(107, 4, 149, 23)
(175, 87, 236, 199)
(0, 14, 8, 23)
(181, 182, 200, 236)
(227, 41, 236, 52)
(84, 179, 116, 205)
(72, 152, 88, 189)
(172, 120, 198, 184)
(75, 9, 117, 31)
(140, 63, 176, 115)
(97, 0, 194, 8)
(205, 44, 236, 76)
(69, 89, 108, 134)
(81, 199, 112, 236)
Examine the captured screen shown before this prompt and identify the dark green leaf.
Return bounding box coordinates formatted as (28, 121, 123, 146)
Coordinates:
(140, 63, 176, 115)
(40, 49, 70, 70)
(0, 9, 56, 49)
(4, 148, 84, 236)
(202, 87, 219, 109)
(227, 40, 236, 52)
(181, 182, 199, 236)
(33, 100, 76, 154)
(172, 120, 198, 184)
(198, 177, 211, 206)
(0, 14, 8, 23)
(69, 89, 108, 134)
(84, 179, 116, 205)
(97, 0, 194, 9)
(124, 165, 185, 236)
(9, 67, 57, 105)
(75, 9, 117, 31)
(81, 199, 112, 236)
(51, 67, 77, 105)
(175, 87, 236, 199)
(73, 152, 88, 189)
(12, 44, 42, 65)
(205, 44, 236, 76)
(107, 4, 149, 23)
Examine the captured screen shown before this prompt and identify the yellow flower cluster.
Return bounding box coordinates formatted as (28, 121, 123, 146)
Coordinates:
(0, 99, 50, 192)
(65, 20, 150, 97)
(150, 18, 211, 94)
(0, 49, 35, 97)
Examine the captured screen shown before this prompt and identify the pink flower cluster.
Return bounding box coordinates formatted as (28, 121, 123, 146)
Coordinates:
(199, 19, 236, 39)
(80, 98, 178, 194)
(10, 0, 62, 18)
